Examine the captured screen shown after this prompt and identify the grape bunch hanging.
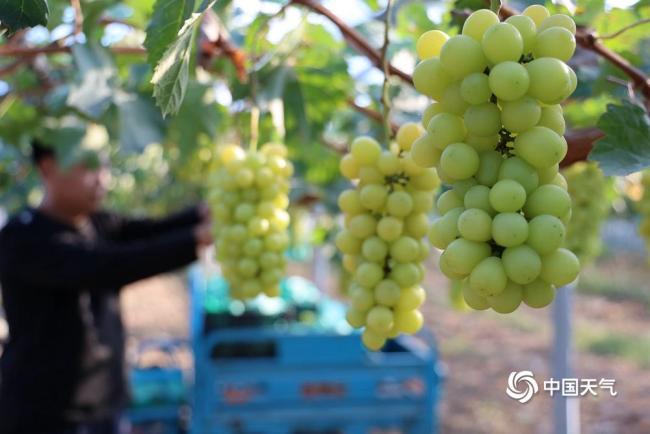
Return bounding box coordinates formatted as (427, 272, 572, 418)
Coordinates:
(411, 6, 580, 313)
(210, 143, 293, 300)
(337, 125, 439, 350)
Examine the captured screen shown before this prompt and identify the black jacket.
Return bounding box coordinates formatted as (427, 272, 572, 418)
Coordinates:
(0, 207, 200, 434)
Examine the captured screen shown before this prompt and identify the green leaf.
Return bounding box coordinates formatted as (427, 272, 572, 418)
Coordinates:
(490, 0, 501, 14)
(67, 44, 117, 118)
(143, 0, 194, 68)
(589, 101, 650, 176)
(81, 0, 117, 37)
(169, 81, 221, 150)
(0, 0, 49, 33)
(150, 1, 215, 117)
(115, 92, 166, 153)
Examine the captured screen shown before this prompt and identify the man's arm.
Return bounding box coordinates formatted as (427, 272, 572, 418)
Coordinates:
(0, 226, 206, 291)
(101, 204, 209, 241)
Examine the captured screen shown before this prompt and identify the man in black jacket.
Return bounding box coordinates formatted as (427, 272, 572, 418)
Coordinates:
(0, 142, 213, 434)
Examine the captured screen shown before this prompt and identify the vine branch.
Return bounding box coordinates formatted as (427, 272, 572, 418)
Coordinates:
(380, 0, 393, 142)
(70, 0, 84, 36)
(597, 18, 650, 40)
(289, 0, 413, 85)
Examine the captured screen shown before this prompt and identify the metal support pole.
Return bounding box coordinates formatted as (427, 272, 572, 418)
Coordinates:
(552, 283, 580, 434)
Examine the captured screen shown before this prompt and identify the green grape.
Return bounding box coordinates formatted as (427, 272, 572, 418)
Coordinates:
(539, 248, 580, 286)
(390, 236, 420, 263)
(359, 166, 383, 185)
(366, 306, 395, 334)
(500, 97, 541, 133)
(362, 236, 389, 262)
(463, 281, 490, 310)
(393, 309, 424, 334)
(481, 23, 523, 64)
(348, 214, 377, 238)
(489, 179, 527, 212)
(523, 279, 555, 308)
(342, 254, 360, 273)
(428, 208, 463, 249)
(351, 136, 381, 166)
(441, 238, 492, 276)
(427, 113, 467, 150)
(362, 328, 386, 351)
(412, 190, 435, 213)
(524, 184, 571, 218)
(397, 286, 426, 311)
(525, 58, 572, 104)
(374, 280, 402, 307)
(552, 173, 568, 190)
(440, 143, 480, 180)
(489, 61, 530, 101)
(538, 14, 576, 34)
(351, 285, 375, 311)
(464, 103, 502, 136)
(464, 185, 496, 215)
(439, 252, 469, 281)
(413, 58, 452, 100)
(522, 4, 550, 27)
(346, 308, 367, 329)
(514, 126, 567, 169)
(244, 238, 264, 257)
(458, 208, 493, 242)
(387, 191, 414, 217)
(453, 178, 478, 197)
(335, 230, 361, 255)
(396, 122, 424, 151)
(526, 215, 565, 255)
(492, 212, 529, 247)
(469, 256, 508, 297)
(440, 35, 488, 79)
(405, 213, 430, 238)
(355, 262, 384, 288)
(418, 239, 430, 261)
(538, 164, 559, 184)
(441, 82, 470, 116)
(360, 184, 388, 211)
(422, 102, 445, 128)
(238, 258, 259, 278)
(476, 150, 503, 187)
(488, 282, 523, 313)
(502, 245, 542, 284)
(498, 156, 539, 194)
(377, 151, 402, 175)
(505, 15, 537, 53)
(411, 134, 441, 168)
(537, 105, 566, 136)
(416, 29, 449, 59)
(411, 169, 440, 190)
(377, 216, 404, 242)
(466, 134, 499, 152)
(437, 190, 464, 215)
(534, 27, 576, 62)
(460, 73, 492, 105)
(462, 9, 500, 41)
(391, 263, 421, 287)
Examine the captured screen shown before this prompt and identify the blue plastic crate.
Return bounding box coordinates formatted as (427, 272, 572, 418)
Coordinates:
(188, 269, 444, 434)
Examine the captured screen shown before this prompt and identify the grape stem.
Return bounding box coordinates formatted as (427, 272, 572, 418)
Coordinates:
(380, 0, 394, 143)
(597, 18, 650, 40)
(496, 128, 515, 156)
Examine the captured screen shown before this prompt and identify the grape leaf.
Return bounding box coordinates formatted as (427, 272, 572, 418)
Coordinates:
(490, 0, 501, 13)
(67, 44, 117, 119)
(589, 101, 650, 176)
(115, 92, 165, 153)
(0, 0, 49, 33)
(143, 0, 194, 68)
(151, 1, 215, 117)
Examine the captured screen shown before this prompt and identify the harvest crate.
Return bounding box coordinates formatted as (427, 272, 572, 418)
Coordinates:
(188, 269, 444, 434)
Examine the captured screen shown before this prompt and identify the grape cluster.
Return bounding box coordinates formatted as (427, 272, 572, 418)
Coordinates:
(411, 6, 580, 313)
(564, 162, 610, 265)
(636, 171, 650, 262)
(210, 143, 293, 300)
(337, 124, 439, 350)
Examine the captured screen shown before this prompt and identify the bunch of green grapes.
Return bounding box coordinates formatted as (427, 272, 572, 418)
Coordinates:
(337, 124, 439, 350)
(411, 6, 580, 313)
(563, 162, 610, 265)
(209, 143, 293, 300)
(637, 171, 650, 261)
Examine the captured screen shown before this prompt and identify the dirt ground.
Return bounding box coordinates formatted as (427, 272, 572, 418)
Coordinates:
(120, 256, 650, 434)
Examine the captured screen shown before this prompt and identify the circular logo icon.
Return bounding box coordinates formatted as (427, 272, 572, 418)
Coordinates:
(506, 371, 539, 403)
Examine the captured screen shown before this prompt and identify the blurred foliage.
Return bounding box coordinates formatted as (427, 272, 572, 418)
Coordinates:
(0, 0, 648, 216)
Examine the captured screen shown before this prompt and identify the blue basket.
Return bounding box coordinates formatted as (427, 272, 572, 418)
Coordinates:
(189, 268, 444, 434)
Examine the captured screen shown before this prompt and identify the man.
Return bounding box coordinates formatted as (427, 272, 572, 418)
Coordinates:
(0, 141, 213, 434)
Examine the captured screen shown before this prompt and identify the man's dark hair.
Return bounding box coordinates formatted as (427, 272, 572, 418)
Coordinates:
(31, 139, 55, 165)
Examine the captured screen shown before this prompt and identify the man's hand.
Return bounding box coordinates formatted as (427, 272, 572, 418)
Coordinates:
(193, 222, 214, 248)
